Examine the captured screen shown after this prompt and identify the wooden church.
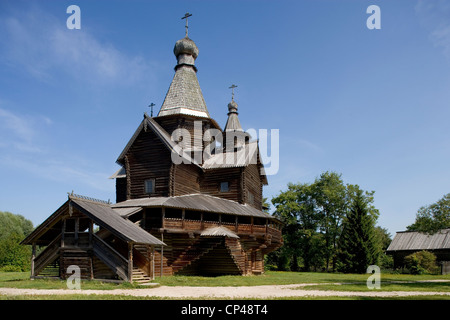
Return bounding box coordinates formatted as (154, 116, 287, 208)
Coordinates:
(21, 18, 283, 283)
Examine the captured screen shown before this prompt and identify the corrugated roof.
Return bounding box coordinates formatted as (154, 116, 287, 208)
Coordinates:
(386, 229, 450, 252)
(200, 226, 239, 238)
(202, 141, 258, 169)
(111, 193, 275, 220)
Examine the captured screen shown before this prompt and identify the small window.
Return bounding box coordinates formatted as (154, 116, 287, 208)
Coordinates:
(247, 191, 254, 204)
(220, 181, 229, 192)
(144, 179, 155, 194)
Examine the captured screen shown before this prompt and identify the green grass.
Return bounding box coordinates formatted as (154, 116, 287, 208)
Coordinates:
(152, 271, 450, 287)
(0, 272, 145, 290)
(1, 271, 450, 300)
(300, 281, 450, 292)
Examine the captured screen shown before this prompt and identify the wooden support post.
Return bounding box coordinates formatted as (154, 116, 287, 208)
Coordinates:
(142, 210, 146, 230)
(218, 214, 222, 226)
(74, 217, 79, 246)
(30, 243, 36, 278)
(251, 217, 254, 234)
(88, 220, 93, 246)
(151, 246, 155, 280)
(147, 245, 151, 278)
(61, 219, 66, 248)
(235, 215, 238, 232)
(128, 243, 133, 283)
(161, 208, 165, 229)
(182, 208, 185, 229)
(200, 212, 204, 230)
(160, 233, 164, 278)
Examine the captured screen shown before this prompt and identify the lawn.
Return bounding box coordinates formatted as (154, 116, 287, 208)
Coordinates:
(1, 270, 450, 290)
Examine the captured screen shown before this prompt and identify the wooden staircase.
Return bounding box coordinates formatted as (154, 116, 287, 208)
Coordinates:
(132, 267, 152, 284)
(172, 238, 222, 274)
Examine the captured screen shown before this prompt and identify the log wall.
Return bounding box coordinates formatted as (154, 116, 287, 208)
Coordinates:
(126, 130, 172, 199)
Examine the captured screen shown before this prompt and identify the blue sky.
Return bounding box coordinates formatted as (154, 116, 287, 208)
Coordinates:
(1, 0, 450, 237)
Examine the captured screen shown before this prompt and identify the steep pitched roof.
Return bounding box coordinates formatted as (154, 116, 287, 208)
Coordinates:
(116, 113, 199, 167)
(21, 195, 166, 246)
(158, 36, 210, 119)
(158, 66, 210, 118)
(224, 100, 243, 132)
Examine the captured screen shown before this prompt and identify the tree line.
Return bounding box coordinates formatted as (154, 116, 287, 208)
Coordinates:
(265, 171, 392, 273)
(0, 211, 33, 271)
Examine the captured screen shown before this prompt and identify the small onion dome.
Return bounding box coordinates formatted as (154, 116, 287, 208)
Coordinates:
(228, 100, 238, 114)
(173, 36, 199, 60)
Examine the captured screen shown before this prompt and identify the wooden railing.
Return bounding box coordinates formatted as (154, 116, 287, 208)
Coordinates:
(34, 234, 62, 275)
(163, 217, 281, 237)
(92, 234, 128, 281)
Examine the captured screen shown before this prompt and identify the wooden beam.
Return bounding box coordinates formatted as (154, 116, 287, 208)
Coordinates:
(128, 243, 133, 283)
(74, 217, 79, 246)
(61, 219, 66, 248)
(30, 243, 36, 278)
(160, 233, 164, 278)
(151, 246, 155, 280)
(182, 208, 185, 229)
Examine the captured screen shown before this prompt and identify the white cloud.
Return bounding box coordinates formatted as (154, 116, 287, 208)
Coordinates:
(0, 6, 155, 86)
(415, 0, 450, 60)
(0, 107, 50, 153)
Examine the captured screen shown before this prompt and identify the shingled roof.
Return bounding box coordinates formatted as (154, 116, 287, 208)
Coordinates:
(386, 229, 450, 252)
(158, 36, 210, 118)
(22, 195, 166, 246)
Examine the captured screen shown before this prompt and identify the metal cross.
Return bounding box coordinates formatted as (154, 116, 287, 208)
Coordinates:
(229, 84, 238, 101)
(181, 12, 192, 37)
(148, 103, 155, 117)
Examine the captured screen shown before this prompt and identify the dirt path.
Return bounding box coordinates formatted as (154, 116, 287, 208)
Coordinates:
(1, 283, 450, 299)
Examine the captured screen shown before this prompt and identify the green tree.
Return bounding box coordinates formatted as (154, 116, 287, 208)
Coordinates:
(407, 193, 450, 234)
(312, 172, 348, 272)
(404, 251, 438, 275)
(271, 183, 322, 271)
(337, 188, 381, 273)
(0, 211, 34, 271)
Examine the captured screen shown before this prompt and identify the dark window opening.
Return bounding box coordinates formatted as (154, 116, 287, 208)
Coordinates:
(144, 179, 155, 194)
(220, 182, 229, 192)
(165, 208, 182, 219)
(185, 210, 201, 220)
(203, 212, 219, 222)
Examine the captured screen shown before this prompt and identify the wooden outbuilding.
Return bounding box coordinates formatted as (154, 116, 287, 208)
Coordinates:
(386, 229, 450, 274)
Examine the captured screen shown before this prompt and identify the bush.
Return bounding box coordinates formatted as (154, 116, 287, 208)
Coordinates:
(404, 251, 439, 275)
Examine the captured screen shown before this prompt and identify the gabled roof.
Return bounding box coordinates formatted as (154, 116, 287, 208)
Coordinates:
(386, 229, 450, 252)
(202, 141, 268, 185)
(116, 113, 199, 167)
(22, 195, 166, 246)
(111, 193, 276, 220)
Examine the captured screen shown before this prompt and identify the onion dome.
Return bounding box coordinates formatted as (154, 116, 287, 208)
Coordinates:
(174, 36, 199, 60)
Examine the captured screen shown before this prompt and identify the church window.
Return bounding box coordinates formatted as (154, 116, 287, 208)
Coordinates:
(220, 181, 229, 192)
(144, 179, 155, 194)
